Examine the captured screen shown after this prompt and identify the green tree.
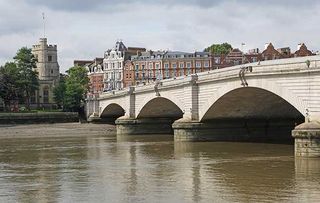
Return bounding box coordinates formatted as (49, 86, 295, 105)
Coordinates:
(64, 66, 89, 111)
(0, 62, 20, 111)
(13, 47, 39, 110)
(204, 43, 233, 55)
(53, 74, 66, 109)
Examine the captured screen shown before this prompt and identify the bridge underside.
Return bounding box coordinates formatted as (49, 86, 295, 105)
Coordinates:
(103, 88, 305, 143)
(174, 87, 305, 142)
(100, 103, 125, 123)
(116, 97, 183, 135)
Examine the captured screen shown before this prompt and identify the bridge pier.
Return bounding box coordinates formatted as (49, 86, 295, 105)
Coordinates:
(173, 119, 297, 142)
(292, 121, 320, 157)
(115, 117, 175, 136)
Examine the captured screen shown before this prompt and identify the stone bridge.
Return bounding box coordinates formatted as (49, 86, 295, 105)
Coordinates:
(86, 55, 320, 157)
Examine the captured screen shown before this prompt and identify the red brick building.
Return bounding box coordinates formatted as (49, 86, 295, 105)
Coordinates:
(261, 43, 283, 60)
(123, 60, 135, 88)
(87, 58, 104, 95)
(294, 43, 314, 57)
(131, 51, 213, 85)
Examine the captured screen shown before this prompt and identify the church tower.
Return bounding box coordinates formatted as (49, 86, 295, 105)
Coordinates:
(31, 38, 60, 107)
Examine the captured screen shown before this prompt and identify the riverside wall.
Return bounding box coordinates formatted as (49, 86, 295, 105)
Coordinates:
(0, 112, 79, 124)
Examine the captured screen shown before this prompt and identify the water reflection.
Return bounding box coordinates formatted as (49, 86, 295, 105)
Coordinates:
(0, 135, 319, 202)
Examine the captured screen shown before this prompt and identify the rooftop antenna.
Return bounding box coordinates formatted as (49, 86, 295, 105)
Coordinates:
(42, 12, 46, 38)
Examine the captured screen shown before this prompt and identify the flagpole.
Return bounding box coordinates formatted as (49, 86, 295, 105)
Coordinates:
(42, 12, 45, 38)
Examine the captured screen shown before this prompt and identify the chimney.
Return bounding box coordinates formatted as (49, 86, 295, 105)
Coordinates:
(297, 43, 302, 50)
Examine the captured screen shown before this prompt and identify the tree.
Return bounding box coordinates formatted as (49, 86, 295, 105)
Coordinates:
(13, 47, 39, 110)
(53, 74, 66, 109)
(0, 62, 20, 111)
(64, 66, 89, 111)
(204, 43, 233, 55)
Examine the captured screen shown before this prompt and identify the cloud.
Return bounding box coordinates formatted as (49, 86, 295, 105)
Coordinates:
(0, 0, 319, 72)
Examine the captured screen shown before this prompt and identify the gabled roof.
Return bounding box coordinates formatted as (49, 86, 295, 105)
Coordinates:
(115, 41, 127, 51)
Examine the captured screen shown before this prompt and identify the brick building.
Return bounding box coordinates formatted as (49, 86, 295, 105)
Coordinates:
(130, 50, 213, 85)
(261, 43, 283, 60)
(87, 58, 104, 95)
(294, 43, 313, 57)
(123, 60, 135, 88)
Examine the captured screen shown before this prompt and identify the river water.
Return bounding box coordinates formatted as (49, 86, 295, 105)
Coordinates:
(0, 133, 320, 203)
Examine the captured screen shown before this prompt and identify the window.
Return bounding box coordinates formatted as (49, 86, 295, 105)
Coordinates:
(186, 62, 191, 68)
(196, 62, 201, 68)
(43, 88, 49, 103)
(156, 63, 160, 69)
(252, 57, 257, 62)
(164, 63, 169, 69)
(187, 69, 191, 75)
(179, 63, 184, 68)
(165, 70, 169, 78)
(51, 69, 54, 74)
(214, 58, 220, 64)
(180, 69, 184, 76)
(48, 55, 52, 62)
(149, 63, 153, 69)
(142, 64, 145, 71)
(204, 61, 209, 67)
(135, 64, 139, 71)
(172, 63, 177, 69)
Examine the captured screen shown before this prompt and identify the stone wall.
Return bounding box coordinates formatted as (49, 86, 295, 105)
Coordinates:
(0, 112, 79, 124)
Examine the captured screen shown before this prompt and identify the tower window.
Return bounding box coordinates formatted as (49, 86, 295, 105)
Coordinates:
(48, 55, 52, 62)
(51, 69, 54, 74)
(43, 88, 49, 103)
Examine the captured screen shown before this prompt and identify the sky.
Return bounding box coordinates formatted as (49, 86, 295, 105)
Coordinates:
(0, 0, 319, 73)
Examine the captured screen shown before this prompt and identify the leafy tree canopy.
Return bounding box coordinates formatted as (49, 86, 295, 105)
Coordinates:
(63, 66, 89, 111)
(13, 47, 39, 110)
(0, 62, 21, 110)
(53, 74, 66, 109)
(204, 43, 233, 55)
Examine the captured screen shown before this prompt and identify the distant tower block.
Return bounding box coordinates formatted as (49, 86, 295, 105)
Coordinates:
(31, 38, 60, 106)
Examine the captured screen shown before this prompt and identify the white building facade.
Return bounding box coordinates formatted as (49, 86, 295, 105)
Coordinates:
(103, 41, 127, 91)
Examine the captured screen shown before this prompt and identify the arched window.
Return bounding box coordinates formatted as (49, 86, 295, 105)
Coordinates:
(43, 86, 49, 103)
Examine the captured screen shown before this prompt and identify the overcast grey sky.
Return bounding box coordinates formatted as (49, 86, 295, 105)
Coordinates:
(0, 0, 319, 72)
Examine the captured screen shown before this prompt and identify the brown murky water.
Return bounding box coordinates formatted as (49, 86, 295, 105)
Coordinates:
(0, 133, 319, 202)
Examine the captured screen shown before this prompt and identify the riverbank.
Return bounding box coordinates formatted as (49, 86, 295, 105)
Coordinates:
(0, 112, 79, 124)
(0, 123, 116, 138)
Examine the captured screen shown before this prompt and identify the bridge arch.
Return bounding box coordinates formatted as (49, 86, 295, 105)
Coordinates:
(136, 92, 185, 119)
(200, 86, 304, 122)
(100, 103, 125, 119)
(199, 81, 306, 121)
(137, 96, 184, 119)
